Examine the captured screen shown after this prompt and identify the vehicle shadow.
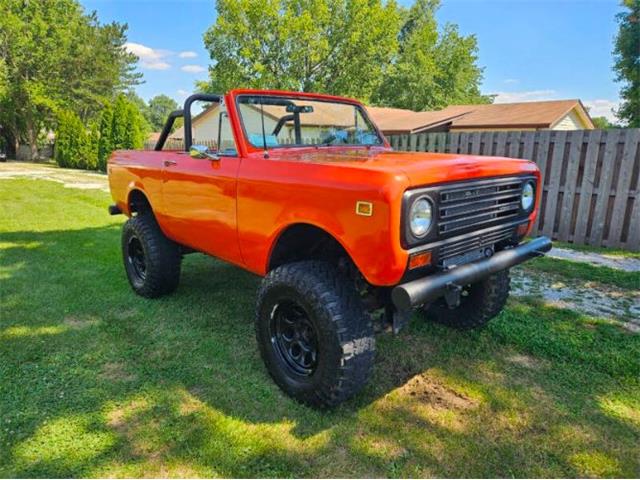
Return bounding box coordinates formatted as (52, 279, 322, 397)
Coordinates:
(1, 226, 638, 477)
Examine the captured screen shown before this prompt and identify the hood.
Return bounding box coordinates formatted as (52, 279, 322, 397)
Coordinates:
(267, 147, 539, 187)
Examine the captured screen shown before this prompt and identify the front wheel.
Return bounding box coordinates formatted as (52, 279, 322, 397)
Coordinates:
(255, 261, 375, 408)
(420, 270, 511, 330)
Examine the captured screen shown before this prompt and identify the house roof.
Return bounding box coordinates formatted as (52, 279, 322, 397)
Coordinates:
(170, 101, 354, 140)
(366, 106, 469, 134)
(147, 131, 161, 143)
(366, 99, 594, 133)
(170, 98, 594, 141)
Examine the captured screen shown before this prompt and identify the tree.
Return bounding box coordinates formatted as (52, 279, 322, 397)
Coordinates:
(146, 95, 179, 131)
(54, 110, 95, 169)
(592, 116, 613, 129)
(97, 105, 114, 170)
(613, 0, 640, 127)
(372, 0, 490, 110)
(201, 0, 401, 102)
(96, 94, 147, 171)
(0, 0, 141, 159)
(201, 0, 488, 110)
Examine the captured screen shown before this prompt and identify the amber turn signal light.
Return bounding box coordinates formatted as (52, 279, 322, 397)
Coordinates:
(355, 201, 373, 216)
(409, 251, 432, 270)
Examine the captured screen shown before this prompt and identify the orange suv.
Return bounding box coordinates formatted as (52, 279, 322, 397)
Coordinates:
(108, 90, 551, 408)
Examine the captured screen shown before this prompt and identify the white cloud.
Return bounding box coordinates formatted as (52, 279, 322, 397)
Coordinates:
(493, 90, 558, 103)
(503, 78, 519, 85)
(179, 51, 198, 58)
(583, 99, 619, 123)
(125, 42, 171, 70)
(181, 64, 207, 74)
(177, 89, 190, 97)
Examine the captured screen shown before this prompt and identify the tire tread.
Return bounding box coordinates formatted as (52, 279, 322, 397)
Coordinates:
(255, 261, 375, 408)
(423, 270, 510, 330)
(121, 214, 181, 298)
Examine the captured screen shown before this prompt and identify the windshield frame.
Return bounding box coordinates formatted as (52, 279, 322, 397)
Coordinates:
(234, 93, 386, 152)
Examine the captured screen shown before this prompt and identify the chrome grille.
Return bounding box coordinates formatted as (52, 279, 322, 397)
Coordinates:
(438, 225, 515, 264)
(438, 179, 523, 234)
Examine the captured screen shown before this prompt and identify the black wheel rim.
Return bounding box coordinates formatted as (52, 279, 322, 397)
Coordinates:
(127, 236, 146, 281)
(270, 300, 318, 376)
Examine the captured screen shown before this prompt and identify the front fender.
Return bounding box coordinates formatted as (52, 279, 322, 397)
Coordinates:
(237, 165, 410, 286)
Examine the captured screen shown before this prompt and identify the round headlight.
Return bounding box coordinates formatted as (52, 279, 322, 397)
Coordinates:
(521, 182, 535, 211)
(409, 196, 433, 238)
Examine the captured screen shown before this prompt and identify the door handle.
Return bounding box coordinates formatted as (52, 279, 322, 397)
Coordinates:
(164, 159, 177, 167)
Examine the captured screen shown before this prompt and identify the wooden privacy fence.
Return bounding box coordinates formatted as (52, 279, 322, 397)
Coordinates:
(388, 129, 640, 251)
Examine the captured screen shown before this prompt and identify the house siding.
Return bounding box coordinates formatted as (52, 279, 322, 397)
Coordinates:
(553, 110, 585, 130)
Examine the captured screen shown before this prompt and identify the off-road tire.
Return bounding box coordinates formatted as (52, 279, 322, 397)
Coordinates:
(255, 261, 375, 408)
(421, 270, 510, 330)
(121, 213, 181, 298)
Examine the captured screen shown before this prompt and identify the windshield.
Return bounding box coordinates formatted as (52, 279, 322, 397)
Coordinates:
(237, 95, 383, 149)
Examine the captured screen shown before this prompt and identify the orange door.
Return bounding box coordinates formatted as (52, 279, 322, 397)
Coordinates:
(160, 151, 243, 266)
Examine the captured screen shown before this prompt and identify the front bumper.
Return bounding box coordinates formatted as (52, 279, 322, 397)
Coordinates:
(391, 236, 552, 311)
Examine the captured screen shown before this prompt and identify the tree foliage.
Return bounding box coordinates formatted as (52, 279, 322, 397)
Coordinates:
(54, 110, 95, 169)
(55, 94, 147, 171)
(613, 0, 640, 127)
(201, 0, 488, 109)
(202, 0, 401, 101)
(373, 0, 490, 110)
(591, 116, 614, 129)
(146, 95, 179, 131)
(0, 0, 141, 157)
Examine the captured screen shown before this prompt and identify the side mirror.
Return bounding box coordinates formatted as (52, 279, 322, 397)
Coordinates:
(189, 144, 219, 161)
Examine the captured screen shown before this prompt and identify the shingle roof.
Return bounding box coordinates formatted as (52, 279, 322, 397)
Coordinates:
(366, 99, 594, 133)
(366, 106, 471, 134)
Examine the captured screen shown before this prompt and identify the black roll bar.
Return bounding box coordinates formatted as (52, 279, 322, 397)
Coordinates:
(154, 93, 223, 152)
(183, 93, 222, 151)
(154, 109, 184, 151)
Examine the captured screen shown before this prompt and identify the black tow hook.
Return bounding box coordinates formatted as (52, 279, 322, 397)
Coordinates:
(444, 282, 462, 309)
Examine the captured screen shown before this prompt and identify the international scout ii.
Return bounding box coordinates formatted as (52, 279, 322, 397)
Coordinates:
(108, 90, 551, 407)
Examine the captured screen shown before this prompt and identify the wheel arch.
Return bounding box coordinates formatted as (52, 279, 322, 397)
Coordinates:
(127, 188, 153, 216)
(266, 222, 360, 274)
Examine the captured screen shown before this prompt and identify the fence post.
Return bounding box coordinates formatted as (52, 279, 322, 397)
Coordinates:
(557, 130, 584, 241)
(607, 129, 640, 247)
(590, 129, 623, 246)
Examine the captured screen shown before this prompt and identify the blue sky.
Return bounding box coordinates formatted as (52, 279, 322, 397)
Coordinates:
(81, 0, 623, 121)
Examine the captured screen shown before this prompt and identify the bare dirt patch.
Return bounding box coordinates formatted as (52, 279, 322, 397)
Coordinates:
(63, 315, 102, 330)
(106, 398, 150, 429)
(0, 161, 108, 191)
(505, 353, 544, 369)
(100, 362, 138, 383)
(402, 374, 477, 410)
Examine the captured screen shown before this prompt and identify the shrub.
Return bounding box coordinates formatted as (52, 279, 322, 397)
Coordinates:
(54, 110, 96, 169)
(97, 104, 114, 171)
(96, 94, 148, 171)
(55, 93, 149, 172)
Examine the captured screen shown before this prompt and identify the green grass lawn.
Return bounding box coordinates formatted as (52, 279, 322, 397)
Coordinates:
(1, 178, 639, 478)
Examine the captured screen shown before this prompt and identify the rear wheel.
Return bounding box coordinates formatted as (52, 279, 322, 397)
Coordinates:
(420, 270, 510, 330)
(255, 261, 375, 408)
(121, 214, 181, 298)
